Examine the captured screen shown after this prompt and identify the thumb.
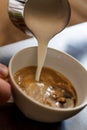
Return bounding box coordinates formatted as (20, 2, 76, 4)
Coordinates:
(0, 63, 8, 78)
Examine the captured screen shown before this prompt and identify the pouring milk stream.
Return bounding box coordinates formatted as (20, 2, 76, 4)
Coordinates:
(24, 0, 70, 81)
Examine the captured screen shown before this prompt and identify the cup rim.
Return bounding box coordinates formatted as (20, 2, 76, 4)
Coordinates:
(9, 47, 87, 112)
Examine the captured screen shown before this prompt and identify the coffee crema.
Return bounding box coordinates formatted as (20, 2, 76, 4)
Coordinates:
(14, 66, 77, 109)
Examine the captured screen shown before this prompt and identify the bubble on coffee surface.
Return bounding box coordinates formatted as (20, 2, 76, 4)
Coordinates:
(14, 66, 77, 109)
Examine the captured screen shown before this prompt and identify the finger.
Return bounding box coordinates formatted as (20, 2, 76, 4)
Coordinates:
(0, 78, 11, 104)
(0, 63, 8, 78)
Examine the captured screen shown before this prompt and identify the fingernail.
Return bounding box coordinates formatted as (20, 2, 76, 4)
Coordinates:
(0, 64, 8, 78)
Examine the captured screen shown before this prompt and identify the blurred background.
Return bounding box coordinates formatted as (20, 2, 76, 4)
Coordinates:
(0, 0, 87, 46)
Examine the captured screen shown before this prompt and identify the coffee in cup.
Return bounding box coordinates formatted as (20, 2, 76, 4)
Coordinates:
(14, 66, 77, 109)
(9, 47, 87, 122)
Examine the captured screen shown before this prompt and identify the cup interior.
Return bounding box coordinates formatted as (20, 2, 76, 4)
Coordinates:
(9, 47, 87, 108)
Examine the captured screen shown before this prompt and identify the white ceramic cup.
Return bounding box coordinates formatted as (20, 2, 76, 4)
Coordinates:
(9, 47, 87, 122)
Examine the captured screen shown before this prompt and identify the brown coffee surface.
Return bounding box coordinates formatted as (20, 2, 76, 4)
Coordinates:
(14, 66, 77, 108)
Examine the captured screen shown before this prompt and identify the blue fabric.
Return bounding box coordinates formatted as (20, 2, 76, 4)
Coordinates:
(0, 22, 87, 68)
